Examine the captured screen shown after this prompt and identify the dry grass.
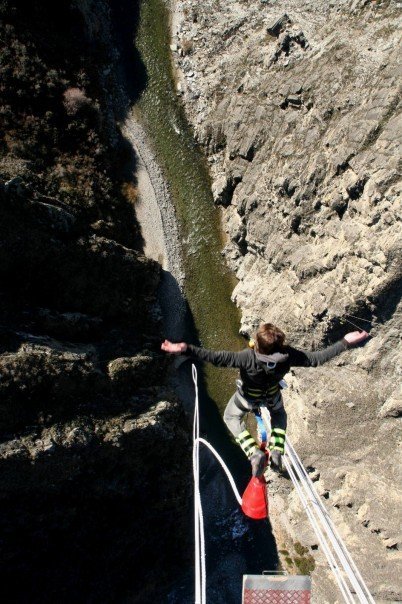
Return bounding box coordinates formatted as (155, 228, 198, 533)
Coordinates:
(181, 38, 194, 56)
(121, 181, 138, 204)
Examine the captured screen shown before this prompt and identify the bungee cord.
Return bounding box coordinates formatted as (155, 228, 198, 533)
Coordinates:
(192, 364, 206, 604)
(192, 365, 241, 604)
(344, 313, 373, 324)
(283, 455, 356, 604)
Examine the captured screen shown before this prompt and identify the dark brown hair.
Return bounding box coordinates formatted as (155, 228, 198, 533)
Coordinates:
(255, 323, 286, 354)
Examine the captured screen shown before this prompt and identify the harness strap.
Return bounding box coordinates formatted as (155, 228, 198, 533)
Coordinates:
(233, 394, 250, 413)
(243, 384, 280, 399)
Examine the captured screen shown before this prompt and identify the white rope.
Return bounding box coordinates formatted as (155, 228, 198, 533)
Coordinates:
(283, 455, 356, 604)
(288, 439, 375, 601)
(192, 364, 205, 604)
(284, 436, 375, 604)
(192, 365, 243, 604)
(287, 438, 375, 603)
(197, 438, 242, 505)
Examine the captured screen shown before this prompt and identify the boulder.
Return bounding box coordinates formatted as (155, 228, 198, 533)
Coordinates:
(378, 391, 402, 419)
(0, 343, 106, 431)
(267, 14, 291, 37)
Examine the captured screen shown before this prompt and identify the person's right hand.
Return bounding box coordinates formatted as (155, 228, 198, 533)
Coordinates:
(161, 340, 188, 354)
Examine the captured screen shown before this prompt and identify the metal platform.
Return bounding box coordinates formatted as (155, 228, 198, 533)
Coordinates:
(242, 574, 311, 604)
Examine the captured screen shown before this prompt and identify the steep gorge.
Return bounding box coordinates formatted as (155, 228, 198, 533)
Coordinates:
(1, 0, 401, 601)
(171, 0, 401, 601)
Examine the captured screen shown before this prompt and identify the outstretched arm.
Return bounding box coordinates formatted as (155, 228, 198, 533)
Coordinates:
(161, 340, 249, 368)
(289, 330, 369, 367)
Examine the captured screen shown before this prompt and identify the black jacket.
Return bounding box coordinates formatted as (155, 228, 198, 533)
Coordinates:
(185, 339, 349, 393)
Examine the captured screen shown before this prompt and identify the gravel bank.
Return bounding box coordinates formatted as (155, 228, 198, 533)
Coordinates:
(122, 114, 187, 340)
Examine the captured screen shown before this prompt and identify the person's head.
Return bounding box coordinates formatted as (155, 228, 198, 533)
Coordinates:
(255, 323, 286, 354)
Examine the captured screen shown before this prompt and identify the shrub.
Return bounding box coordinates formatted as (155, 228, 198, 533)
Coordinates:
(63, 87, 93, 116)
(294, 541, 309, 556)
(121, 181, 138, 204)
(294, 554, 315, 575)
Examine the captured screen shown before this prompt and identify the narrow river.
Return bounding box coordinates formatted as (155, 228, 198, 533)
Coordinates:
(133, 0, 245, 410)
(125, 0, 280, 600)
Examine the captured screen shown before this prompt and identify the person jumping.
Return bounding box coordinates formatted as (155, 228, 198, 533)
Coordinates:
(161, 323, 368, 477)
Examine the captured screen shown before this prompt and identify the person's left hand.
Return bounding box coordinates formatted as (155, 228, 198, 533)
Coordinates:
(344, 330, 369, 345)
(161, 340, 188, 354)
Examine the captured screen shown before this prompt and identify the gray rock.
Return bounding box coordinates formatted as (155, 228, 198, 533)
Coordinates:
(267, 14, 291, 37)
(378, 393, 402, 418)
(107, 354, 161, 395)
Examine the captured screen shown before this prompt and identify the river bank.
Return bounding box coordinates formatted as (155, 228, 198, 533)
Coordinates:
(122, 116, 187, 341)
(130, 0, 247, 412)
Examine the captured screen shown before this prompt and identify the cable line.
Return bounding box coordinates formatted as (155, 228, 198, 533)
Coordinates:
(284, 437, 375, 604)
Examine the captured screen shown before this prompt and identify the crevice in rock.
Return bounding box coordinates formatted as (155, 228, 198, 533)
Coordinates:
(331, 197, 349, 219)
(232, 223, 248, 256)
(368, 272, 402, 325)
(280, 94, 303, 110)
(271, 29, 309, 64)
(266, 14, 292, 38)
(204, 124, 227, 154)
(359, 93, 401, 153)
(323, 301, 376, 344)
(214, 174, 240, 207)
(239, 144, 256, 162)
(347, 176, 368, 200)
(290, 214, 302, 234)
(336, 157, 354, 176)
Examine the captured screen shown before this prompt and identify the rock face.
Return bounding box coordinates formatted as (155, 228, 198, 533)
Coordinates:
(0, 1, 191, 600)
(0, 397, 191, 602)
(0, 179, 159, 323)
(171, 0, 401, 600)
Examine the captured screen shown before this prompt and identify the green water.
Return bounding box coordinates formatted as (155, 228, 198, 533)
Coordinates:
(135, 0, 244, 409)
(132, 7, 279, 582)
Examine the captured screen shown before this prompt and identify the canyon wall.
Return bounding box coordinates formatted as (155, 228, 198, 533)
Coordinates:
(0, 1, 191, 600)
(171, 0, 401, 600)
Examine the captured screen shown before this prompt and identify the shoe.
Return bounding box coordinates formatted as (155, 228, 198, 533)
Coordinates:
(270, 449, 284, 473)
(250, 449, 267, 477)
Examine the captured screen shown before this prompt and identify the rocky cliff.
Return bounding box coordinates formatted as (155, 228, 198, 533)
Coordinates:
(171, 0, 401, 600)
(0, 1, 191, 601)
